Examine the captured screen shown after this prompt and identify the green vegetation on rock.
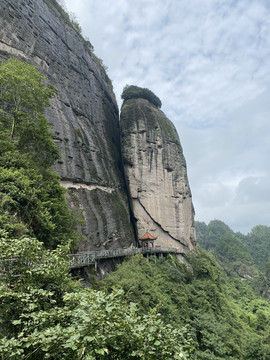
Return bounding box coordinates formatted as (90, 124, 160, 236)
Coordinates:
(44, 0, 114, 96)
(121, 85, 162, 108)
(0, 58, 81, 248)
(0, 57, 58, 167)
(44, 0, 82, 34)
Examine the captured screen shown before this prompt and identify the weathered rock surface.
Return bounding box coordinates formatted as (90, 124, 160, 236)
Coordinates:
(121, 98, 196, 253)
(0, 0, 134, 250)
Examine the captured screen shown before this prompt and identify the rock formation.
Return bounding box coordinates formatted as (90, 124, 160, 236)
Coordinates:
(121, 97, 196, 253)
(0, 0, 134, 251)
(0, 0, 196, 257)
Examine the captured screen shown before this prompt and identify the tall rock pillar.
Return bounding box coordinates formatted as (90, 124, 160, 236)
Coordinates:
(120, 95, 196, 253)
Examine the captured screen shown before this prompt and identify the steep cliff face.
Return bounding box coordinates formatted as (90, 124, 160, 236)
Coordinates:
(0, 0, 134, 250)
(121, 98, 196, 253)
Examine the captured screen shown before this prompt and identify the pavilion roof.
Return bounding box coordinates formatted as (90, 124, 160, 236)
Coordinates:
(139, 232, 157, 240)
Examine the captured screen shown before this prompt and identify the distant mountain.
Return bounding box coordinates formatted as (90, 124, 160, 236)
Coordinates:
(196, 220, 270, 298)
(196, 220, 257, 279)
(196, 219, 233, 250)
(243, 225, 270, 271)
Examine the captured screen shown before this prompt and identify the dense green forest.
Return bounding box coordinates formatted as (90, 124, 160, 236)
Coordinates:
(1, 58, 270, 359)
(0, 58, 80, 248)
(100, 249, 270, 359)
(196, 220, 270, 298)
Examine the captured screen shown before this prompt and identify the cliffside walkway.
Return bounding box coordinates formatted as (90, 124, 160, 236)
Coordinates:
(69, 247, 183, 269)
(0, 248, 183, 273)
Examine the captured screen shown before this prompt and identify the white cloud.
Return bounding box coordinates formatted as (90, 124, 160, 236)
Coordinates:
(64, 0, 270, 233)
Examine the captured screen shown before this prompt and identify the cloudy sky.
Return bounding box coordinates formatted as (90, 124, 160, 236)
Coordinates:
(63, 0, 270, 234)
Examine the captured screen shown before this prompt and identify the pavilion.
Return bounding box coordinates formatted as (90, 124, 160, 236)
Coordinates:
(138, 232, 157, 249)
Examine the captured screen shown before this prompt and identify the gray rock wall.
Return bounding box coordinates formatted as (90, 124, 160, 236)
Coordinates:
(0, 0, 135, 250)
(121, 98, 196, 253)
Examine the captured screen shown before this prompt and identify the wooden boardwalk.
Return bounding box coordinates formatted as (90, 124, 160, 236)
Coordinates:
(69, 247, 183, 269)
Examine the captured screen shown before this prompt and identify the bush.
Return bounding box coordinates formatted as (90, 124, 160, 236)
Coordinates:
(121, 85, 162, 108)
(0, 237, 191, 360)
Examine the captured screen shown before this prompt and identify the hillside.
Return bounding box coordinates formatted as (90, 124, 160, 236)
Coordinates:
(196, 220, 270, 298)
(100, 250, 270, 360)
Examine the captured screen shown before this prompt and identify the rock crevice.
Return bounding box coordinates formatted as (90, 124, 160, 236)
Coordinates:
(136, 197, 188, 247)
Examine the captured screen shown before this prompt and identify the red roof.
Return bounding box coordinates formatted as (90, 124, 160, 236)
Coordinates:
(139, 232, 157, 240)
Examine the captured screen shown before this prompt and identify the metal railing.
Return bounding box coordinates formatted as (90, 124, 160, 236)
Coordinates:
(69, 247, 183, 269)
(0, 247, 184, 272)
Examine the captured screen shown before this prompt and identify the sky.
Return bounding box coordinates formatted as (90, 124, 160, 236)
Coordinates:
(63, 0, 270, 234)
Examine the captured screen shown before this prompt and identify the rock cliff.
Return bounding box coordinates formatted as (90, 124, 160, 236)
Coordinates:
(0, 0, 196, 256)
(121, 97, 196, 253)
(0, 0, 134, 250)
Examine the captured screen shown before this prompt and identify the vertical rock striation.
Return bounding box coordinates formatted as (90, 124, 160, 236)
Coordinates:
(120, 98, 196, 253)
(0, 0, 134, 250)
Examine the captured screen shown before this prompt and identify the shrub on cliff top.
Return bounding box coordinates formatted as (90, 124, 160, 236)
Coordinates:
(121, 85, 162, 108)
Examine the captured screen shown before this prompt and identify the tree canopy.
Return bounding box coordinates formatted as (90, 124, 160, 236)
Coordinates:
(0, 235, 191, 359)
(0, 58, 80, 247)
(102, 251, 270, 360)
(0, 57, 59, 167)
(121, 85, 162, 108)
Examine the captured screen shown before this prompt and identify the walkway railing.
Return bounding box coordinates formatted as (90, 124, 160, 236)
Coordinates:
(0, 247, 184, 272)
(69, 247, 183, 269)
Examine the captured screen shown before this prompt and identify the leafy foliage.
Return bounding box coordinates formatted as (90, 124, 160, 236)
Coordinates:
(244, 225, 270, 271)
(121, 85, 162, 108)
(0, 236, 191, 359)
(0, 58, 58, 167)
(0, 58, 81, 248)
(0, 160, 79, 246)
(101, 251, 270, 359)
(213, 234, 257, 278)
(196, 220, 233, 251)
(196, 220, 270, 296)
